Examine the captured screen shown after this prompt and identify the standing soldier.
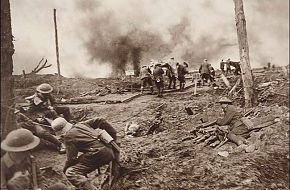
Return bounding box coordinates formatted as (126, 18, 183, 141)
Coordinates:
(220, 59, 225, 73)
(153, 63, 165, 97)
(177, 62, 189, 91)
(1, 128, 40, 190)
(208, 64, 215, 82)
(140, 65, 153, 94)
(199, 59, 211, 86)
(225, 58, 232, 76)
(51, 117, 120, 190)
(167, 57, 177, 89)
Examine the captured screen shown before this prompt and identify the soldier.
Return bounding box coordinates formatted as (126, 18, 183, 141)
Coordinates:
(225, 58, 232, 76)
(16, 112, 66, 154)
(167, 57, 177, 89)
(25, 83, 71, 122)
(51, 117, 119, 190)
(208, 64, 215, 82)
(215, 97, 250, 146)
(140, 65, 153, 94)
(152, 63, 165, 97)
(199, 59, 211, 86)
(177, 62, 189, 91)
(220, 59, 225, 73)
(1, 128, 40, 190)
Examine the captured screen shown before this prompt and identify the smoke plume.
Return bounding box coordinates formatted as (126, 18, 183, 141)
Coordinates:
(10, 0, 289, 78)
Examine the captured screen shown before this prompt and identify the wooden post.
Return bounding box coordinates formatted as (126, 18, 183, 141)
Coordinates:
(1, 0, 16, 139)
(233, 0, 255, 107)
(193, 78, 197, 96)
(53, 8, 61, 85)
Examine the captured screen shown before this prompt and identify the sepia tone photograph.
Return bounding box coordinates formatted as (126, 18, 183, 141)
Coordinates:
(1, 0, 289, 189)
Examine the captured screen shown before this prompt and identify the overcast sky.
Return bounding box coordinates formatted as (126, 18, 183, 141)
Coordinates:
(10, 0, 289, 78)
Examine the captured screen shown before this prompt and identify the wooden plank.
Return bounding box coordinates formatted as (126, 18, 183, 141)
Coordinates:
(220, 73, 231, 89)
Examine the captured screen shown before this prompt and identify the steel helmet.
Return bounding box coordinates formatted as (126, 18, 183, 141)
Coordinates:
(1, 128, 40, 152)
(218, 97, 233, 104)
(51, 117, 72, 136)
(36, 83, 53, 94)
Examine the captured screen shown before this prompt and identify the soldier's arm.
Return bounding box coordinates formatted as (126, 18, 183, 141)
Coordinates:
(83, 118, 117, 140)
(216, 111, 236, 126)
(63, 140, 78, 173)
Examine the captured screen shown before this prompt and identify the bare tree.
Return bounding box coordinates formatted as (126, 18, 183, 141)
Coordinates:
(233, 0, 255, 107)
(1, 0, 16, 138)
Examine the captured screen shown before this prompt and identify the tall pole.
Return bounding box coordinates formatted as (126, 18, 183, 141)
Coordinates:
(1, 0, 16, 139)
(53, 8, 61, 84)
(233, 0, 255, 107)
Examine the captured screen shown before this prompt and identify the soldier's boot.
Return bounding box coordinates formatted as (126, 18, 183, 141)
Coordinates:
(150, 86, 154, 94)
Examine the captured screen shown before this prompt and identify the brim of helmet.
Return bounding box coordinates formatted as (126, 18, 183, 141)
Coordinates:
(36, 88, 53, 94)
(218, 101, 232, 104)
(55, 123, 73, 137)
(1, 136, 40, 152)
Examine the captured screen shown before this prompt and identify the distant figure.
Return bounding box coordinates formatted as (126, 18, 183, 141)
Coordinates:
(177, 62, 189, 91)
(230, 61, 241, 75)
(225, 58, 232, 76)
(208, 64, 215, 82)
(199, 59, 211, 86)
(167, 57, 177, 89)
(163, 62, 176, 89)
(153, 63, 165, 97)
(220, 59, 225, 73)
(140, 65, 153, 94)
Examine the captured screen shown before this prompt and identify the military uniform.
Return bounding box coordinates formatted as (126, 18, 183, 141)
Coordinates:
(216, 104, 249, 143)
(177, 64, 189, 90)
(63, 118, 117, 189)
(140, 66, 153, 94)
(153, 65, 164, 97)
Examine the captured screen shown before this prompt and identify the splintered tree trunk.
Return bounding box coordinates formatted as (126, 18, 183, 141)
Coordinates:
(233, 0, 255, 107)
(1, 0, 16, 138)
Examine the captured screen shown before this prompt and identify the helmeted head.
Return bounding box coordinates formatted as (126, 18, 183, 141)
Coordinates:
(218, 97, 233, 109)
(36, 83, 53, 94)
(51, 117, 73, 137)
(170, 57, 174, 60)
(1, 128, 40, 152)
(227, 58, 231, 62)
(183, 62, 189, 67)
(204, 59, 208, 63)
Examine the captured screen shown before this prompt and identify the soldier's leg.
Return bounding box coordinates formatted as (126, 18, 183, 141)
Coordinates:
(148, 78, 154, 94)
(173, 76, 176, 89)
(34, 124, 62, 148)
(65, 147, 115, 189)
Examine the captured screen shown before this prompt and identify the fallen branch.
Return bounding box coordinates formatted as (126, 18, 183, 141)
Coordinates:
(31, 58, 52, 74)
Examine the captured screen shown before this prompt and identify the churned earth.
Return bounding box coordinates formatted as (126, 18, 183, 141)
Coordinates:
(14, 70, 289, 190)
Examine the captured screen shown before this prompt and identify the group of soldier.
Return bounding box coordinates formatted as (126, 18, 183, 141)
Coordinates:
(220, 58, 241, 76)
(1, 83, 120, 190)
(140, 57, 189, 97)
(1, 57, 247, 190)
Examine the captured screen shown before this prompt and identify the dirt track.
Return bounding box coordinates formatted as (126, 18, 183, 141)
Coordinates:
(31, 81, 289, 190)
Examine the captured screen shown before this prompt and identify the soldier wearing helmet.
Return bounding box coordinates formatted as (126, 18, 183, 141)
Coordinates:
(1, 128, 40, 190)
(51, 117, 119, 189)
(25, 83, 71, 122)
(216, 97, 250, 146)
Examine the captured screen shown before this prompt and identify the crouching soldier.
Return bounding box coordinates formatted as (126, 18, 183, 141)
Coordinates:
(25, 83, 71, 122)
(215, 97, 250, 146)
(51, 117, 120, 190)
(1, 128, 40, 190)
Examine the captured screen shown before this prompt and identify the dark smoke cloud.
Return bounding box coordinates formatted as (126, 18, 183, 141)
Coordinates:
(10, 0, 289, 77)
